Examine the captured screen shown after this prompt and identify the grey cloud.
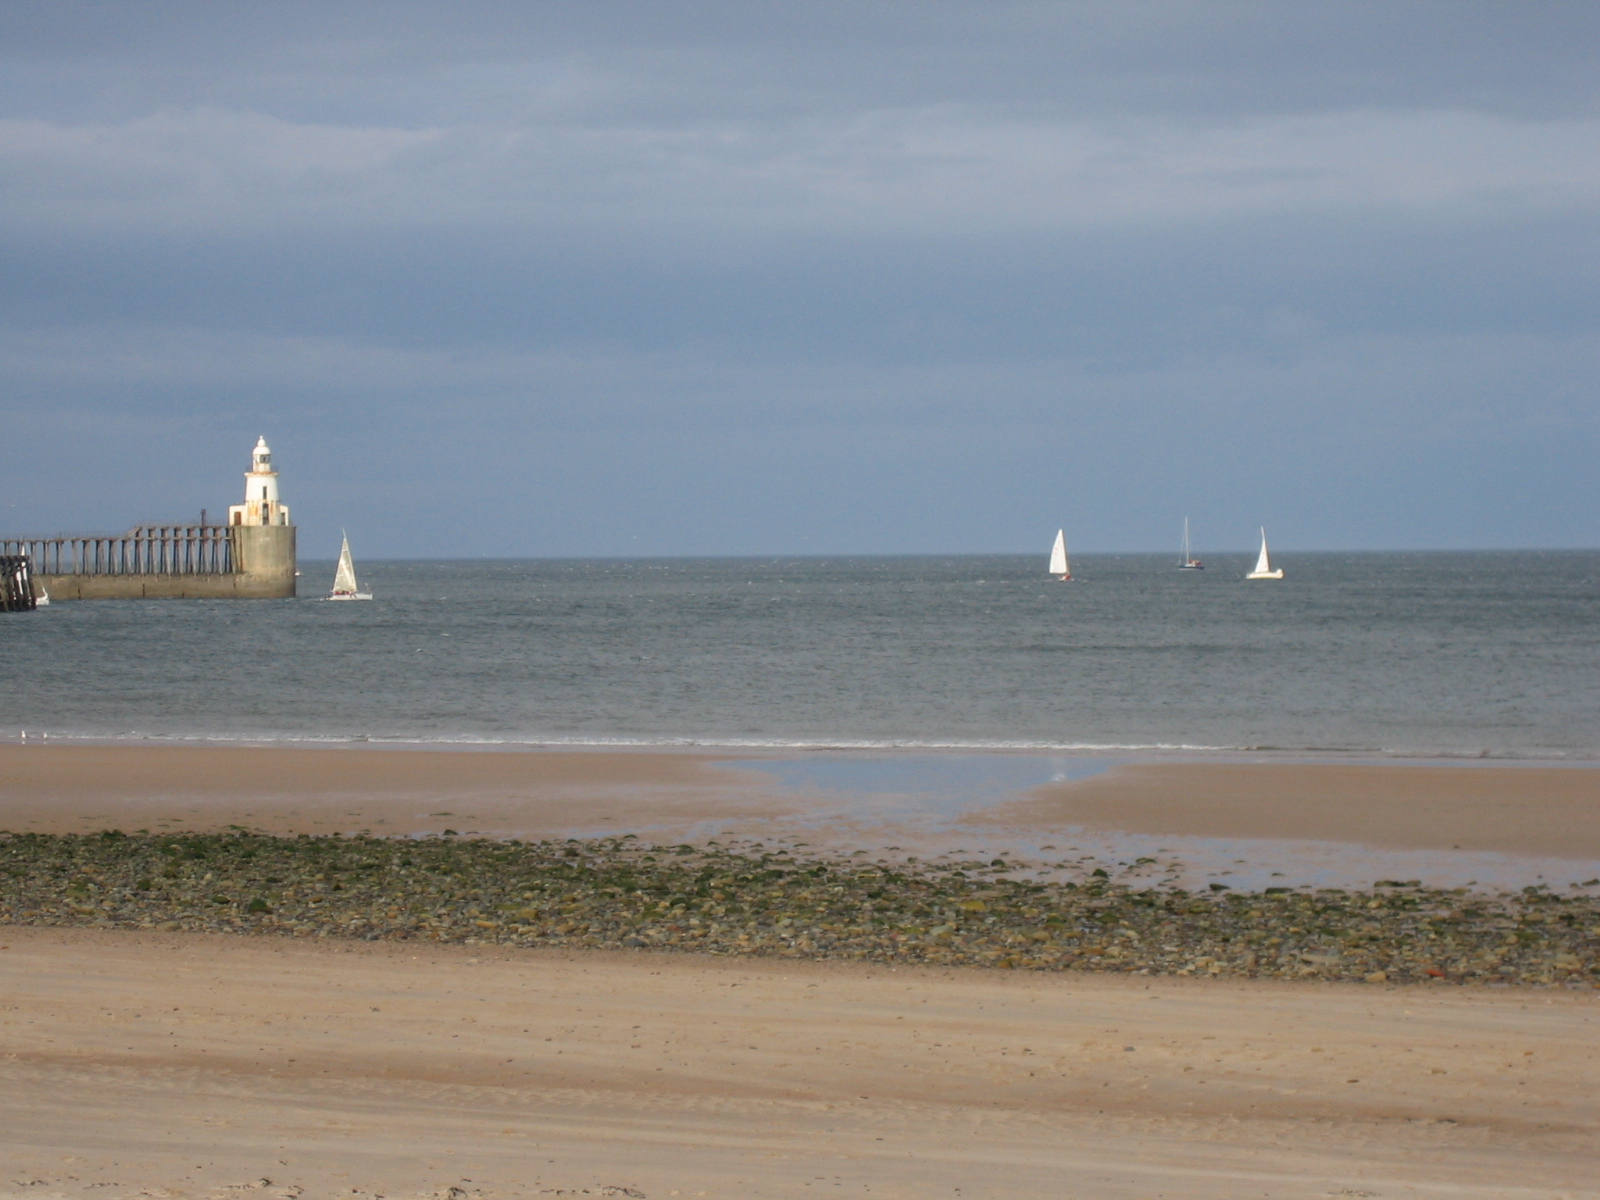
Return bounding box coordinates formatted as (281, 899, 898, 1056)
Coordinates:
(4, 104, 1593, 245)
(5, 2, 1597, 122)
(1, 1, 1596, 556)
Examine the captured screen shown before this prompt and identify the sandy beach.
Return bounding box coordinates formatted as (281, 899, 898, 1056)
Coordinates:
(3, 744, 1599, 1197)
(3, 927, 1596, 1200)
(993, 762, 1600, 859)
(4, 745, 1599, 857)
(0, 744, 775, 840)
(5, 744, 1600, 895)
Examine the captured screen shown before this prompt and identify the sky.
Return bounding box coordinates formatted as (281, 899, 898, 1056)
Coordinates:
(1, 1, 1597, 558)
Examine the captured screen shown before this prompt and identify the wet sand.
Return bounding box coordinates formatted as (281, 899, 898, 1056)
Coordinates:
(2, 927, 1596, 1200)
(3, 746, 1599, 861)
(0, 744, 779, 839)
(984, 762, 1600, 859)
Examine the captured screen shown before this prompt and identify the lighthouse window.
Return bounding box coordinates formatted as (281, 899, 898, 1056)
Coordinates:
(261, 486, 268, 499)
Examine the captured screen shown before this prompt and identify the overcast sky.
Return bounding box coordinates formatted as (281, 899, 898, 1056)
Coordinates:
(2, 1, 1596, 557)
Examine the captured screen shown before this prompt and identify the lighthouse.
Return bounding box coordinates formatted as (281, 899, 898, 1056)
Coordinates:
(224, 435, 297, 597)
(228, 436, 291, 527)
(3, 434, 297, 599)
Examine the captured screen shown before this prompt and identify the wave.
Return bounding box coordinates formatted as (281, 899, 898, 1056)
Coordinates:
(10, 728, 1594, 761)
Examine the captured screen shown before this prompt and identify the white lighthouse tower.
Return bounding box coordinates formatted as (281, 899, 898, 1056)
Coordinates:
(224, 435, 297, 597)
(228, 436, 291, 527)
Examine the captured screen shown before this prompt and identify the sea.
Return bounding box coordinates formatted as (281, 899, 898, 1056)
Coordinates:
(4, 551, 1597, 760)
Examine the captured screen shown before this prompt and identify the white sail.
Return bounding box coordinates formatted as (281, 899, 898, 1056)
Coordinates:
(1245, 527, 1284, 579)
(332, 536, 359, 595)
(1048, 529, 1069, 578)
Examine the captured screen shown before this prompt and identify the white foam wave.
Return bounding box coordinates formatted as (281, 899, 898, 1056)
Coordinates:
(9, 728, 1593, 761)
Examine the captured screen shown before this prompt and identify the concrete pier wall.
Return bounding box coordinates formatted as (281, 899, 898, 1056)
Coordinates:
(234, 525, 296, 597)
(34, 572, 289, 600)
(32, 526, 296, 600)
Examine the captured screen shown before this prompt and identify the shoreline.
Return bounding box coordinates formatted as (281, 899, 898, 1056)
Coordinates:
(3, 741, 1599, 851)
(3, 743, 1600, 895)
(10, 728, 1600, 762)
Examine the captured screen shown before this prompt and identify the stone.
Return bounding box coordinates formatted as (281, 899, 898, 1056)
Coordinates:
(5, 830, 1596, 988)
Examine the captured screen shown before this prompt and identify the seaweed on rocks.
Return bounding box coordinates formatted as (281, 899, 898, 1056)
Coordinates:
(2, 831, 1596, 987)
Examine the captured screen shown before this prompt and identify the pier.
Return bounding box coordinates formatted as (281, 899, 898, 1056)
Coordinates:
(3, 526, 235, 577)
(0, 524, 295, 600)
(0, 437, 297, 601)
(1, 554, 36, 612)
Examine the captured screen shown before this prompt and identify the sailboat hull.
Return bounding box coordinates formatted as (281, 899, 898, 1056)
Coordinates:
(326, 592, 373, 601)
(1244, 569, 1283, 580)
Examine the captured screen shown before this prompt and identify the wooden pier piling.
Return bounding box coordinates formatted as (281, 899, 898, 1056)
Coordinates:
(1, 554, 36, 612)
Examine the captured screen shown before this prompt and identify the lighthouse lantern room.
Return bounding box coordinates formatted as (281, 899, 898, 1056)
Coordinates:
(228, 436, 291, 527)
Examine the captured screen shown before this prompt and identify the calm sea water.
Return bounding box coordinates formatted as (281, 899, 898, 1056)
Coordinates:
(3, 552, 1597, 758)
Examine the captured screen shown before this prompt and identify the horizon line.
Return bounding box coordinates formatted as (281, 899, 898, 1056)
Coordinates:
(295, 546, 1600, 562)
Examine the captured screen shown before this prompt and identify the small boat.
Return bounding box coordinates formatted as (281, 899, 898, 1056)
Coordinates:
(34, 588, 49, 607)
(327, 534, 373, 600)
(1048, 529, 1073, 581)
(1244, 527, 1284, 580)
(1177, 516, 1204, 570)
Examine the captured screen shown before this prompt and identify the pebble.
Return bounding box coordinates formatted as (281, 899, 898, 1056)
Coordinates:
(0, 830, 1596, 987)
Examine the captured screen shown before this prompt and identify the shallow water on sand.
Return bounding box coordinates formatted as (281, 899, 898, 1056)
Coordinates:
(3, 551, 1597, 758)
(700, 755, 1600, 895)
(732, 754, 1113, 817)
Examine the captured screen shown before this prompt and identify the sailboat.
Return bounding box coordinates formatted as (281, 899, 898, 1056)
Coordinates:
(327, 533, 373, 600)
(1048, 529, 1072, 581)
(1244, 527, 1284, 580)
(1177, 516, 1204, 570)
